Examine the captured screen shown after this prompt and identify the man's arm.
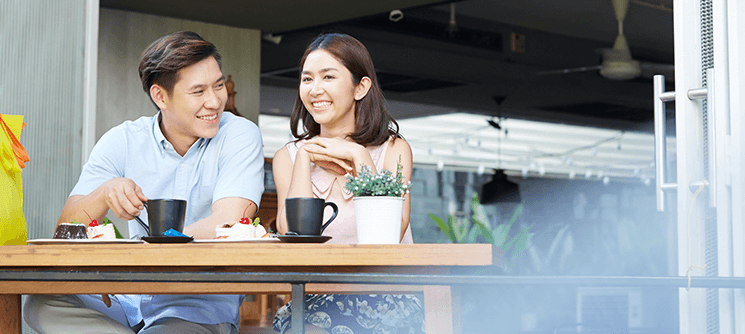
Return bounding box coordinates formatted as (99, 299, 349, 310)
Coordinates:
(183, 197, 257, 239)
(183, 116, 264, 239)
(58, 178, 149, 227)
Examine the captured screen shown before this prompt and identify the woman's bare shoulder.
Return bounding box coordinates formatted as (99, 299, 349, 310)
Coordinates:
(384, 136, 412, 165)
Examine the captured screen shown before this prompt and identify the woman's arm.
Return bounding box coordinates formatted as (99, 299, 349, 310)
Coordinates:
(381, 137, 414, 240)
(273, 146, 313, 235)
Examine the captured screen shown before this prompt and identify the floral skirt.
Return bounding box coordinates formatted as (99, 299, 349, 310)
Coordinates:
(272, 294, 425, 334)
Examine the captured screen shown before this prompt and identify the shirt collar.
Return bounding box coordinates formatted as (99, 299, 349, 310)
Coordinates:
(152, 111, 209, 156)
(153, 112, 168, 157)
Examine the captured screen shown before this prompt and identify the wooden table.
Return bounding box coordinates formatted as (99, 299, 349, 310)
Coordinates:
(0, 243, 492, 334)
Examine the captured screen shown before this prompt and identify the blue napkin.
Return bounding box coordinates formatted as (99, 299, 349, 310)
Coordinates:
(163, 228, 188, 237)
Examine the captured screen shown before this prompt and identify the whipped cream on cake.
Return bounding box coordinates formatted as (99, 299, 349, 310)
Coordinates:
(87, 223, 116, 239)
(216, 217, 268, 240)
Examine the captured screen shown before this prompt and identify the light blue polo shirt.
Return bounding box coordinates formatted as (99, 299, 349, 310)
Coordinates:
(70, 111, 264, 329)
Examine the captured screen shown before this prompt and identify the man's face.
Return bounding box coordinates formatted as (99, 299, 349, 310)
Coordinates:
(156, 56, 227, 150)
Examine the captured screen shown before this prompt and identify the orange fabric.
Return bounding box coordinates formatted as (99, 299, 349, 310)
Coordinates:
(0, 115, 29, 168)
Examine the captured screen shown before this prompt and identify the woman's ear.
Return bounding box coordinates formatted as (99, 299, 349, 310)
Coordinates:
(149, 85, 169, 111)
(354, 76, 372, 101)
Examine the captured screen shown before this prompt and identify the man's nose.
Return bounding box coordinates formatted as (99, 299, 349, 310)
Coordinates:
(204, 88, 222, 109)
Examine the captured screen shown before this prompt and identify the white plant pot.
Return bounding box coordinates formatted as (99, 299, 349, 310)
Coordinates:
(353, 196, 404, 244)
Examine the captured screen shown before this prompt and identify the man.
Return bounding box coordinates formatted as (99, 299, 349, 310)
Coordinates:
(23, 31, 264, 334)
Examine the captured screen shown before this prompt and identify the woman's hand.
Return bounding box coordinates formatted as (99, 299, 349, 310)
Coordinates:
(302, 137, 374, 175)
(299, 142, 354, 175)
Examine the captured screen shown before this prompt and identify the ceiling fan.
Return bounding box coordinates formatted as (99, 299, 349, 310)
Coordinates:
(538, 0, 674, 81)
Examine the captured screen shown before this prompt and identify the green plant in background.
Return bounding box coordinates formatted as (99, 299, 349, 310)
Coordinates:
(429, 193, 533, 263)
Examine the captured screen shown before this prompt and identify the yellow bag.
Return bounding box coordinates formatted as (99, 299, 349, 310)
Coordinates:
(0, 114, 29, 245)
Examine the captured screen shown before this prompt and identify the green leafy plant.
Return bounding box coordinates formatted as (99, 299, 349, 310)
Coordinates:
(345, 157, 411, 197)
(101, 217, 124, 239)
(429, 193, 533, 263)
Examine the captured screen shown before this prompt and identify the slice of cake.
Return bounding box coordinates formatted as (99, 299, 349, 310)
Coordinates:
(87, 223, 116, 239)
(52, 223, 88, 239)
(215, 218, 268, 240)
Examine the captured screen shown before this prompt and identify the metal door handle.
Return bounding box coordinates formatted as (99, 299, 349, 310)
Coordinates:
(686, 68, 716, 207)
(654, 70, 716, 212)
(654, 75, 678, 212)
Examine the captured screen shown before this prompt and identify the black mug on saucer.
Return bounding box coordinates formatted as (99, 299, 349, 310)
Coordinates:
(134, 199, 187, 236)
(285, 197, 338, 236)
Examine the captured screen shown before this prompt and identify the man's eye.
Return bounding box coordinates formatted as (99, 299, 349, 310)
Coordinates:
(192, 90, 204, 95)
(216, 83, 224, 89)
(324, 75, 334, 80)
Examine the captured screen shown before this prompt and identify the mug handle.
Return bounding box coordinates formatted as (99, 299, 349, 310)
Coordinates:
(134, 202, 150, 234)
(319, 202, 338, 234)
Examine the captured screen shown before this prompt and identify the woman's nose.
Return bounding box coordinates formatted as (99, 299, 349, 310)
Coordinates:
(309, 81, 323, 96)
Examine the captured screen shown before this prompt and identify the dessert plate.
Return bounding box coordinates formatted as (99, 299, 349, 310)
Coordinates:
(141, 236, 193, 243)
(277, 235, 332, 243)
(27, 239, 144, 245)
(193, 238, 280, 243)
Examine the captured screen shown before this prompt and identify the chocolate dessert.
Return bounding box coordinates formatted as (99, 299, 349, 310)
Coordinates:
(53, 223, 88, 239)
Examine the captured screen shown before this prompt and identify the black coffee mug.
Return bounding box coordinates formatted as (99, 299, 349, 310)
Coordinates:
(285, 197, 338, 236)
(134, 199, 187, 236)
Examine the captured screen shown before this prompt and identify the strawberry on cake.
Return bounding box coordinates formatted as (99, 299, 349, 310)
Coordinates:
(216, 217, 268, 240)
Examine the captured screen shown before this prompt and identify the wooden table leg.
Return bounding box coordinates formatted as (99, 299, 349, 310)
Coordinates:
(0, 294, 22, 334)
(423, 286, 453, 334)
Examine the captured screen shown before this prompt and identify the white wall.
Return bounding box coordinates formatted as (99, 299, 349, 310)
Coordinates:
(96, 8, 261, 140)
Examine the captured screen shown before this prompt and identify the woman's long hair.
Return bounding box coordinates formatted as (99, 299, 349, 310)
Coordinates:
(289, 33, 399, 146)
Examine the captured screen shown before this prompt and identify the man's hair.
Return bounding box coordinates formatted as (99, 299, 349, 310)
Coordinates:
(138, 31, 222, 108)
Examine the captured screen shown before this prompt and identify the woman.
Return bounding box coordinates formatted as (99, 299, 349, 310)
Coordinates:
(272, 33, 423, 334)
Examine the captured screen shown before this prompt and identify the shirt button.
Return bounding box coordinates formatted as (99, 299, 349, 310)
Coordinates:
(180, 163, 184, 168)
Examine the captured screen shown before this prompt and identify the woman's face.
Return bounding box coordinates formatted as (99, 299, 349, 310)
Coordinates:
(299, 49, 361, 132)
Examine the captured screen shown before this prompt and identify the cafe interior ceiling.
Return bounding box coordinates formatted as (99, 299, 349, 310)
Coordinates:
(105, 0, 674, 182)
(104, 0, 675, 130)
(258, 113, 670, 183)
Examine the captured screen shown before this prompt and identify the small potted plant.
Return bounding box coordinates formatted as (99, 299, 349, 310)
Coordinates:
(345, 157, 411, 244)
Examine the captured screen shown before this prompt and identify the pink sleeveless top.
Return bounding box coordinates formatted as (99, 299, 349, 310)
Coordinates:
(286, 138, 414, 244)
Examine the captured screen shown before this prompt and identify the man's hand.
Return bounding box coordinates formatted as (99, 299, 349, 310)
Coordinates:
(100, 178, 149, 220)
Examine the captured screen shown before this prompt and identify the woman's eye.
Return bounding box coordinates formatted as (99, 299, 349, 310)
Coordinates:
(324, 75, 335, 80)
(301, 77, 312, 83)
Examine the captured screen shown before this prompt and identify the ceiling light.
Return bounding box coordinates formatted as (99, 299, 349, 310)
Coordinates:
(480, 169, 521, 203)
(261, 33, 283, 45)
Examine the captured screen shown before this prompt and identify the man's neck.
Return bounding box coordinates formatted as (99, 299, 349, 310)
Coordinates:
(159, 117, 196, 156)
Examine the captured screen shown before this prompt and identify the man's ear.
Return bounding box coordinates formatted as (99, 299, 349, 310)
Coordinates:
(354, 76, 372, 101)
(149, 85, 169, 111)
